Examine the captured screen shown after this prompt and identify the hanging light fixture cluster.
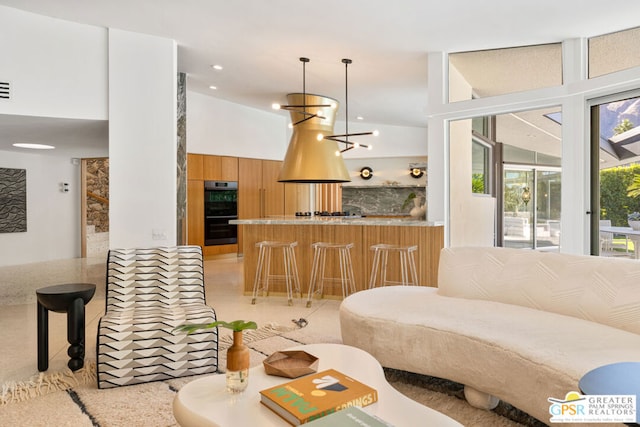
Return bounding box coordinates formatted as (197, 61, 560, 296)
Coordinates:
(322, 59, 377, 155)
(274, 57, 378, 183)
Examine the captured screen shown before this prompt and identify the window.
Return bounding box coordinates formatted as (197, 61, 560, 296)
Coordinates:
(472, 137, 491, 194)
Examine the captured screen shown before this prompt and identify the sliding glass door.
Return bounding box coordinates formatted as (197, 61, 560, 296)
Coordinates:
(591, 91, 640, 257)
(503, 166, 561, 250)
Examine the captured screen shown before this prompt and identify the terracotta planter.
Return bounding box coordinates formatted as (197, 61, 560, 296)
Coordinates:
(226, 330, 250, 393)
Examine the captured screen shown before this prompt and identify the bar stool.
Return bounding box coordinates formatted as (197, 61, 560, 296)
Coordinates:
(306, 242, 356, 307)
(251, 241, 301, 306)
(368, 244, 419, 288)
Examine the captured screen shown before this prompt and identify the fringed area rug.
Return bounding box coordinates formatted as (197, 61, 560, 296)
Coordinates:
(0, 323, 545, 427)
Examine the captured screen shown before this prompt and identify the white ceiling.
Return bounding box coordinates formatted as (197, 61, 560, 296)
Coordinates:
(1, 0, 639, 153)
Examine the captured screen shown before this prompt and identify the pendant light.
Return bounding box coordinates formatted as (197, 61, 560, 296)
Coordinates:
(323, 59, 377, 154)
(276, 58, 350, 183)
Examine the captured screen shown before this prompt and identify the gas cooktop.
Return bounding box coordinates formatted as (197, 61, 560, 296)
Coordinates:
(294, 211, 362, 217)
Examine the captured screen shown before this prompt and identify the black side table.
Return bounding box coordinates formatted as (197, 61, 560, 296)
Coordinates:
(36, 283, 96, 372)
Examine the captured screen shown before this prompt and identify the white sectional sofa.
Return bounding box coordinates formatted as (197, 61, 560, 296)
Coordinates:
(340, 246, 640, 426)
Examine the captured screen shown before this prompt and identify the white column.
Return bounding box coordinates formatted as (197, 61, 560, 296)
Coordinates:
(560, 38, 590, 255)
(426, 52, 448, 244)
(108, 29, 177, 249)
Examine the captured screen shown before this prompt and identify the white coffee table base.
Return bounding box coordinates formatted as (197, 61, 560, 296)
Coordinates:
(173, 343, 461, 426)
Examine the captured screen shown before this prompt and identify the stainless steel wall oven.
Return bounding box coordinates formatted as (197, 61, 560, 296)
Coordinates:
(204, 181, 238, 246)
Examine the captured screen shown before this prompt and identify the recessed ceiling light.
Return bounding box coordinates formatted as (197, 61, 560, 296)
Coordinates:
(211, 65, 223, 71)
(209, 85, 217, 90)
(12, 143, 55, 150)
(357, 116, 364, 120)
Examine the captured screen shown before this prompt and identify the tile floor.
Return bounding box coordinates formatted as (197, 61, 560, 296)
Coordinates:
(0, 256, 342, 384)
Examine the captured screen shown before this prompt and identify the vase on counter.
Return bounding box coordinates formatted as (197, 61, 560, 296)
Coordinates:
(226, 330, 250, 393)
(410, 197, 426, 219)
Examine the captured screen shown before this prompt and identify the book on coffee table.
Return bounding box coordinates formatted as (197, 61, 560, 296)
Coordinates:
(304, 406, 394, 426)
(259, 368, 378, 425)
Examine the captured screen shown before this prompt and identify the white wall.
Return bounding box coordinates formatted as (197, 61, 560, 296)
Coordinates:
(186, 91, 428, 162)
(447, 65, 496, 247)
(186, 91, 288, 160)
(449, 118, 496, 246)
(0, 7, 109, 267)
(0, 5, 107, 120)
(338, 122, 427, 159)
(0, 147, 107, 267)
(108, 29, 177, 249)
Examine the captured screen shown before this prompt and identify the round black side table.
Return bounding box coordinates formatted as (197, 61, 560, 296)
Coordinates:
(36, 283, 96, 372)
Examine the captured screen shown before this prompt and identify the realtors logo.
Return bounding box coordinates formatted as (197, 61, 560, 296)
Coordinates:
(548, 391, 636, 423)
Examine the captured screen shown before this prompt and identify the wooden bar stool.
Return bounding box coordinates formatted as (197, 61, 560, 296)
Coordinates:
(368, 244, 419, 288)
(306, 242, 356, 307)
(251, 241, 301, 306)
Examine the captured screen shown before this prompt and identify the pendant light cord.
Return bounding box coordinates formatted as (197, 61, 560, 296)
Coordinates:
(343, 58, 352, 146)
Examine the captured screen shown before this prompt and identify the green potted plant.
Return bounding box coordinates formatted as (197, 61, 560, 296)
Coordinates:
(402, 192, 416, 210)
(174, 319, 257, 393)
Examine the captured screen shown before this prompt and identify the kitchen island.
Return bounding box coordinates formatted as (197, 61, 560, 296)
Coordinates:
(231, 217, 444, 300)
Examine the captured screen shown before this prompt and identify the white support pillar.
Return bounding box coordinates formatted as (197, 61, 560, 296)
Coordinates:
(560, 38, 590, 255)
(427, 52, 448, 244)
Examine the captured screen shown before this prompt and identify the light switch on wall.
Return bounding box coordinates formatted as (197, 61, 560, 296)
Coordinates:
(152, 229, 167, 240)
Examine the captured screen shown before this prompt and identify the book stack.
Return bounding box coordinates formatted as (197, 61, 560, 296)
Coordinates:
(259, 368, 379, 425)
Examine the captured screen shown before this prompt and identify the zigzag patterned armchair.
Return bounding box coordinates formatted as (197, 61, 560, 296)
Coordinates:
(97, 246, 218, 388)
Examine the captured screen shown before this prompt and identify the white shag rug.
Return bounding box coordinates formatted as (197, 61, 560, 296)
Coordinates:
(0, 323, 537, 427)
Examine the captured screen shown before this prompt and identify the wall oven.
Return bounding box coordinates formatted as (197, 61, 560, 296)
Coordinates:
(204, 181, 238, 246)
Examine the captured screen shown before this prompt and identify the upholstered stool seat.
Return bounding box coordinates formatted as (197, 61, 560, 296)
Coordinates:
(251, 241, 301, 306)
(306, 242, 356, 307)
(37, 283, 96, 371)
(368, 244, 419, 288)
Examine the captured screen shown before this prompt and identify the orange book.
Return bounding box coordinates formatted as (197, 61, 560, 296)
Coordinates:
(259, 368, 378, 425)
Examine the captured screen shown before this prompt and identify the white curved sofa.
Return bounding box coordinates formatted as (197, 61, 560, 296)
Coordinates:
(340, 246, 640, 425)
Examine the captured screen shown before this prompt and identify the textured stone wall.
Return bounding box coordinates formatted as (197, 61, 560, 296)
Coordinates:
(342, 186, 426, 216)
(0, 168, 27, 233)
(86, 158, 109, 232)
(176, 72, 187, 245)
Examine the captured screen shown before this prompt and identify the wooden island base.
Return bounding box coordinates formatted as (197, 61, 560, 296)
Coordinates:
(236, 219, 444, 299)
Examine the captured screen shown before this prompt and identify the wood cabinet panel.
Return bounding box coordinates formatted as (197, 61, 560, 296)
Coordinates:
(203, 155, 222, 181)
(238, 158, 307, 253)
(187, 154, 204, 180)
(261, 160, 285, 217)
(220, 156, 238, 181)
(239, 158, 263, 219)
(238, 158, 263, 253)
(202, 155, 239, 181)
(187, 179, 204, 247)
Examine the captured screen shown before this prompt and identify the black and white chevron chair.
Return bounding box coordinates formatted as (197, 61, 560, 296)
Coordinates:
(97, 246, 218, 389)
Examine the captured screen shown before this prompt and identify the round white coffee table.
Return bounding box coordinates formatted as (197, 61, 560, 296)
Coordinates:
(173, 343, 461, 426)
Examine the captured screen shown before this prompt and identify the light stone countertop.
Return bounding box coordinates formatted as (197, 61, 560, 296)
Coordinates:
(231, 216, 443, 227)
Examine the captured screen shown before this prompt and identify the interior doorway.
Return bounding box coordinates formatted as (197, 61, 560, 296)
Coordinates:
(81, 157, 109, 258)
(503, 166, 561, 250)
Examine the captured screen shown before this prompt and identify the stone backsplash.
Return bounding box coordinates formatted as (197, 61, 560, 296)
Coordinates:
(342, 186, 426, 216)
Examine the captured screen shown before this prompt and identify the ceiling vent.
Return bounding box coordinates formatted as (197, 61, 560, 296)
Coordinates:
(0, 81, 10, 100)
